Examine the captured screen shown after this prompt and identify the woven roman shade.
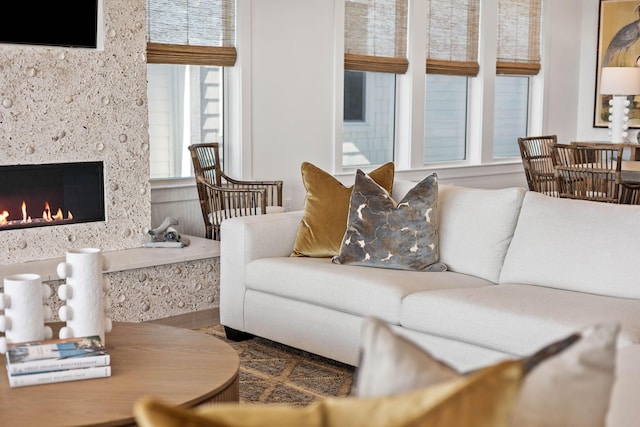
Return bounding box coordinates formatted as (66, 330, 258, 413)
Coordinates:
(426, 0, 480, 76)
(146, 0, 236, 66)
(344, 0, 409, 74)
(496, 0, 541, 75)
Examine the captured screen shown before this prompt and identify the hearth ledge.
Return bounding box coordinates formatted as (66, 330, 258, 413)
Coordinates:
(0, 235, 219, 281)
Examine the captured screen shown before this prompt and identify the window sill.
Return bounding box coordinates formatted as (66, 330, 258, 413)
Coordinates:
(336, 160, 523, 181)
(150, 177, 196, 190)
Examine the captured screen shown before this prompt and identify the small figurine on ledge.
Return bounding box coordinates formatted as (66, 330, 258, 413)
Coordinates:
(143, 216, 190, 248)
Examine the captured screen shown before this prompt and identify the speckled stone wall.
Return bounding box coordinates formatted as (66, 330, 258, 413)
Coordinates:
(45, 258, 220, 322)
(0, 0, 150, 265)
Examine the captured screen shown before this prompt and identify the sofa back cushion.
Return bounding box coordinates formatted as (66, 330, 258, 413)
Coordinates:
(434, 185, 526, 283)
(500, 191, 640, 298)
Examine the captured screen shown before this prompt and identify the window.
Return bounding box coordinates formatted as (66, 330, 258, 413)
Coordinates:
(343, 71, 396, 167)
(423, 0, 478, 164)
(339, 0, 542, 172)
(344, 71, 366, 122)
(494, 0, 541, 159)
(147, 64, 224, 179)
(343, 0, 408, 168)
(494, 76, 529, 158)
(424, 74, 467, 163)
(146, 0, 235, 179)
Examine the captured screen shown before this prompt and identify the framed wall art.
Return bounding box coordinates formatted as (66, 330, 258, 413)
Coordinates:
(595, 0, 640, 128)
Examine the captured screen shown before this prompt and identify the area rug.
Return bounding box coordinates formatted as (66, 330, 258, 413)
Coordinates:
(198, 325, 355, 406)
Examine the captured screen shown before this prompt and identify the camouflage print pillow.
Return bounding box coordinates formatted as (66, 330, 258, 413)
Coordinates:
(332, 171, 446, 272)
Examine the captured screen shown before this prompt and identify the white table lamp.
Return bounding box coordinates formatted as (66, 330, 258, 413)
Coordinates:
(600, 67, 640, 143)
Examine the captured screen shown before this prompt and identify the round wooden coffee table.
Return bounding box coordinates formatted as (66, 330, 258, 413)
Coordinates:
(0, 322, 240, 426)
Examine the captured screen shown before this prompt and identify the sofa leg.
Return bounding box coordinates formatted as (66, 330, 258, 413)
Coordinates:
(224, 326, 254, 342)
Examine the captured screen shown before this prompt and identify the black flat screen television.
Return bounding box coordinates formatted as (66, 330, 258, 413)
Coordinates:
(0, 1, 99, 49)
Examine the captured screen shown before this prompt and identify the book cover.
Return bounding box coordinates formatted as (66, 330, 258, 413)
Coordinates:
(6, 335, 109, 375)
(7, 365, 112, 388)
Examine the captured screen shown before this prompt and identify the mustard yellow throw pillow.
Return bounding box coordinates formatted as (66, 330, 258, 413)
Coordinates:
(291, 162, 394, 257)
(134, 359, 523, 427)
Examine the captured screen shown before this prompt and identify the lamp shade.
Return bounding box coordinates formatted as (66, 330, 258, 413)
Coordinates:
(600, 67, 640, 95)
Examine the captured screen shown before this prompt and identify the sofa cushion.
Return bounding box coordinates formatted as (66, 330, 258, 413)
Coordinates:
(437, 185, 526, 283)
(291, 162, 394, 258)
(352, 318, 618, 427)
(500, 191, 640, 298)
(245, 257, 492, 324)
(401, 284, 640, 355)
(134, 360, 523, 427)
(332, 171, 446, 272)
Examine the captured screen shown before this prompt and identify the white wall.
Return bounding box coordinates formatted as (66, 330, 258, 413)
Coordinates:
(244, 0, 338, 209)
(152, 0, 608, 237)
(542, 0, 584, 143)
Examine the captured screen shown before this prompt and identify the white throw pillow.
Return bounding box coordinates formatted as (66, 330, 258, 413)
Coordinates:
(353, 318, 619, 427)
(509, 323, 619, 427)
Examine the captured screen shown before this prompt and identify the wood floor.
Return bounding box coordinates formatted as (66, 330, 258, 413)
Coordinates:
(146, 308, 220, 329)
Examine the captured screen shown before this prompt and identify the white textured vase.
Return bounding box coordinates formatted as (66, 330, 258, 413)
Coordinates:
(56, 248, 113, 343)
(0, 274, 53, 354)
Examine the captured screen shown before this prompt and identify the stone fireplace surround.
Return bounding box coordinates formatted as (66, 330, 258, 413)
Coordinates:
(0, 0, 218, 322)
(1, 0, 149, 265)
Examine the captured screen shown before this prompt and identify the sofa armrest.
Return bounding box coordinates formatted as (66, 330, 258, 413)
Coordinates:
(219, 211, 304, 331)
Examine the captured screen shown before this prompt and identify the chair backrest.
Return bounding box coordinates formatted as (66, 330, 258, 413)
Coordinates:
(188, 143, 224, 187)
(551, 143, 623, 203)
(517, 135, 558, 195)
(619, 181, 640, 204)
(188, 143, 225, 239)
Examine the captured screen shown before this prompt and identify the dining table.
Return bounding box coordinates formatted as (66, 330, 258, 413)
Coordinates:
(622, 160, 640, 183)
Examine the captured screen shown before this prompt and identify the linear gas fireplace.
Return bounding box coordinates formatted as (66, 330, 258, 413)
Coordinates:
(0, 162, 105, 231)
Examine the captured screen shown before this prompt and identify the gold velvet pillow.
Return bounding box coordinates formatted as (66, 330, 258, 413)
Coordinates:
(134, 359, 524, 427)
(291, 162, 394, 257)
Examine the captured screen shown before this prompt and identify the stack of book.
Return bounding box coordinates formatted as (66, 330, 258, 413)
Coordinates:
(5, 335, 111, 388)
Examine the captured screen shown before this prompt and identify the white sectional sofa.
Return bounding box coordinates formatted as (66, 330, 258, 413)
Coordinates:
(220, 180, 640, 426)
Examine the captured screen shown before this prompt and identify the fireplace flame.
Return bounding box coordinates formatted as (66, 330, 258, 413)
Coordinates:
(41, 202, 66, 222)
(0, 201, 73, 227)
(43, 201, 51, 222)
(21, 201, 29, 223)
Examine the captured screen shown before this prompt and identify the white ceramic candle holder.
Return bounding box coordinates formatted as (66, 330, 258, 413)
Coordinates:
(0, 274, 53, 354)
(56, 248, 113, 343)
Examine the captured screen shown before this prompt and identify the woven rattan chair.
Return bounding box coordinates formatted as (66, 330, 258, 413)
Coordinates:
(619, 180, 640, 204)
(188, 143, 284, 240)
(517, 135, 558, 196)
(551, 143, 623, 203)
